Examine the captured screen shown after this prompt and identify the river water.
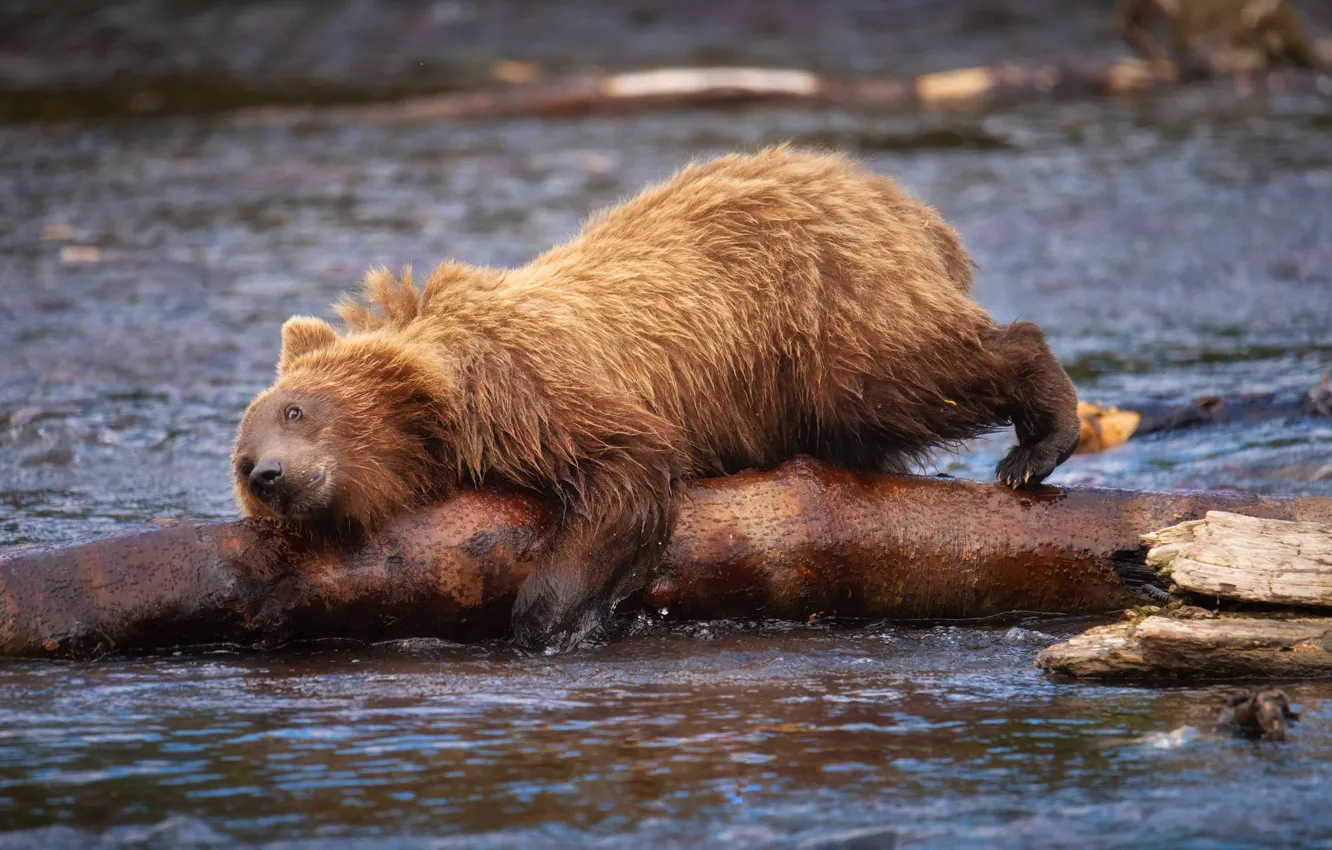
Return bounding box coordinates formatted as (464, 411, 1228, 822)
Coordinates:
(1, 58, 1332, 849)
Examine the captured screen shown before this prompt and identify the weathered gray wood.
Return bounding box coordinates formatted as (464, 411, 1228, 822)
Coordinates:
(1144, 511, 1332, 607)
(1037, 615, 1332, 680)
(1034, 619, 1155, 679)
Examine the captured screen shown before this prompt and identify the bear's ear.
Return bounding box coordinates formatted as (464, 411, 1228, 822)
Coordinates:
(278, 316, 338, 372)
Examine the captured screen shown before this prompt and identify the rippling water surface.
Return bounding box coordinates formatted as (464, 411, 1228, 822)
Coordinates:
(4, 623, 1332, 849)
(1, 50, 1331, 848)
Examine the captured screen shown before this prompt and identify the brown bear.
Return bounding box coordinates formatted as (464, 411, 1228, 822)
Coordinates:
(231, 145, 1081, 652)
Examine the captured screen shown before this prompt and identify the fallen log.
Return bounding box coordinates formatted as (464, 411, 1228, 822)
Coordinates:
(1145, 512, 1332, 608)
(5, 457, 1332, 659)
(1075, 376, 1332, 454)
(1036, 614, 1332, 680)
(232, 53, 1332, 127)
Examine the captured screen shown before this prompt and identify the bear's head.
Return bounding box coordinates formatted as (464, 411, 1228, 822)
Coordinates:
(231, 315, 455, 536)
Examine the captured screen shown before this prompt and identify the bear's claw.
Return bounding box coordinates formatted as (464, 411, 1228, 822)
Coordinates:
(996, 443, 1059, 490)
(995, 426, 1080, 490)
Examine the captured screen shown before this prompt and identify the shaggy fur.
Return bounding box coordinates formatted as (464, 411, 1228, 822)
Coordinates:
(231, 145, 1081, 652)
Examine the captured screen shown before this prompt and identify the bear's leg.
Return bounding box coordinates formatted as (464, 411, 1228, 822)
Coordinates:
(813, 434, 915, 476)
(986, 321, 1081, 488)
(511, 475, 678, 653)
(510, 423, 682, 653)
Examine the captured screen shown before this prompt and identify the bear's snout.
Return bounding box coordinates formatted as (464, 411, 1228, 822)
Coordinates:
(248, 458, 286, 503)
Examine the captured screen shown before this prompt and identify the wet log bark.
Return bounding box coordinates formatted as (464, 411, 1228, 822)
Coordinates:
(233, 55, 1332, 127)
(4, 458, 1332, 659)
(1036, 615, 1332, 680)
(1145, 512, 1332, 607)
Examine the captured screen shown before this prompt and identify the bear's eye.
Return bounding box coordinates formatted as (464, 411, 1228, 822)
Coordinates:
(284, 405, 302, 423)
(237, 458, 255, 477)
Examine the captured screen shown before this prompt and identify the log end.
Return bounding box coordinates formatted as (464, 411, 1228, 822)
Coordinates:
(1039, 614, 1332, 681)
(1035, 621, 1155, 679)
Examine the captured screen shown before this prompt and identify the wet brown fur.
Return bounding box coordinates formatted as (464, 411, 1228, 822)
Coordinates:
(232, 145, 1080, 651)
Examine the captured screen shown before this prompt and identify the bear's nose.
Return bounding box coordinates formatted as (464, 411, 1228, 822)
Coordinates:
(248, 458, 284, 500)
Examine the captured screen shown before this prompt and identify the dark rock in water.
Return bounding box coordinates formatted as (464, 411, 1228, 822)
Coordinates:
(799, 826, 898, 850)
(19, 446, 75, 468)
(1304, 375, 1332, 418)
(1216, 689, 1301, 741)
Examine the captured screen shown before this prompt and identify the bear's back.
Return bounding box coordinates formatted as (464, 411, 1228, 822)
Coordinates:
(488, 146, 991, 473)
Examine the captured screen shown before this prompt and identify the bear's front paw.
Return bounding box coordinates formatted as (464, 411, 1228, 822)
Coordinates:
(996, 444, 1060, 489)
(511, 580, 608, 654)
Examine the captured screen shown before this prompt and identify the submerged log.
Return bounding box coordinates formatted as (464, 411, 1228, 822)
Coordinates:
(4, 457, 1332, 659)
(1076, 376, 1331, 454)
(1037, 615, 1332, 680)
(1145, 512, 1332, 607)
(1133, 377, 1332, 435)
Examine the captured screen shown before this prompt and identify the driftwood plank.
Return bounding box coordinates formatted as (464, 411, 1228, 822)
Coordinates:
(1145, 511, 1332, 607)
(1037, 615, 1332, 680)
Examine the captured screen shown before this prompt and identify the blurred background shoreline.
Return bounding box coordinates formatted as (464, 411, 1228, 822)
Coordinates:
(5, 0, 1330, 123)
